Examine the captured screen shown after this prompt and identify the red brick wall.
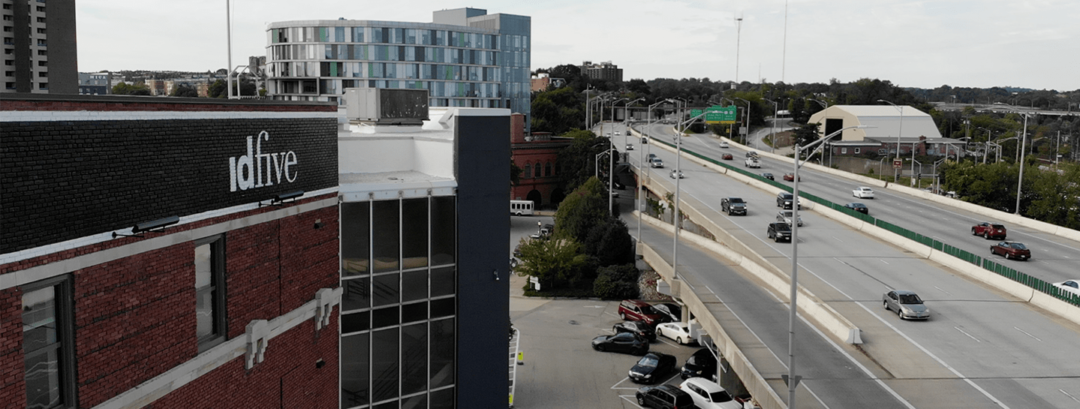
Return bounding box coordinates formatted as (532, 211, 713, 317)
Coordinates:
(0, 198, 340, 408)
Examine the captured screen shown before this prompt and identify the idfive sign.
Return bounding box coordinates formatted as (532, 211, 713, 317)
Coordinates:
(229, 131, 299, 192)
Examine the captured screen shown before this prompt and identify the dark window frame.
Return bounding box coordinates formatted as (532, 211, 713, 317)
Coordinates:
(195, 234, 227, 352)
(21, 274, 77, 409)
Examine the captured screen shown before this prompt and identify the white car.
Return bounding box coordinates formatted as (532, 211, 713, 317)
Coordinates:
(679, 378, 741, 409)
(655, 322, 695, 345)
(719, 141, 729, 148)
(1054, 280, 1080, 297)
(744, 157, 760, 168)
(669, 169, 684, 179)
(853, 187, 875, 199)
(777, 210, 803, 227)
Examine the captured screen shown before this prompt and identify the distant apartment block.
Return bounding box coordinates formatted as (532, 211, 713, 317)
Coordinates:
(265, 7, 532, 130)
(78, 71, 110, 95)
(579, 60, 622, 83)
(2, 0, 78, 93)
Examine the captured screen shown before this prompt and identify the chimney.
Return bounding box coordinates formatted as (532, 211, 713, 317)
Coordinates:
(511, 113, 527, 143)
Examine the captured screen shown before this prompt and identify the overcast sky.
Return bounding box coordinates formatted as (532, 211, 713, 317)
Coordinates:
(76, 0, 1079, 91)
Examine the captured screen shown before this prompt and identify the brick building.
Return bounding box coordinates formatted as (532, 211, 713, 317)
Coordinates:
(0, 94, 341, 408)
(509, 113, 573, 207)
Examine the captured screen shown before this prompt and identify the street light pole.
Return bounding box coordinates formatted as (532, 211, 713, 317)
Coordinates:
(878, 99, 905, 183)
(734, 97, 750, 145)
(786, 125, 867, 408)
(672, 111, 708, 294)
(1015, 113, 1030, 215)
(765, 99, 778, 153)
(639, 99, 674, 253)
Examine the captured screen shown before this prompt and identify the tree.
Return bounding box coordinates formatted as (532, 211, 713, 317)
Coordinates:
(510, 159, 522, 187)
(171, 85, 199, 98)
(515, 236, 587, 290)
(554, 132, 614, 194)
(554, 177, 609, 244)
(531, 86, 584, 133)
(793, 123, 821, 147)
(208, 79, 227, 98)
(593, 264, 640, 300)
(111, 83, 150, 95)
(584, 217, 635, 267)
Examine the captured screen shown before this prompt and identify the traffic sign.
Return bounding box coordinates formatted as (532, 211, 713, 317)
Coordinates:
(893, 159, 903, 169)
(705, 106, 737, 124)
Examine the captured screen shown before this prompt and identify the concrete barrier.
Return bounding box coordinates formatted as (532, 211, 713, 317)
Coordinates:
(639, 240, 787, 409)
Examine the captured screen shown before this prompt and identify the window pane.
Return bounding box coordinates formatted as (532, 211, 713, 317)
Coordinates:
(430, 196, 455, 265)
(195, 242, 212, 288)
(401, 270, 427, 302)
(374, 401, 399, 409)
(431, 298, 455, 319)
(196, 288, 214, 339)
(21, 286, 56, 353)
(373, 200, 400, 272)
(431, 267, 455, 297)
(373, 273, 400, 307)
(401, 302, 427, 324)
(24, 348, 61, 409)
(372, 306, 400, 329)
(342, 277, 371, 312)
(372, 329, 400, 402)
(341, 333, 370, 407)
(430, 318, 455, 388)
(342, 202, 371, 276)
(401, 198, 428, 268)
(402, 393, 427, 409)
(401, 323, 428, 395)
(430, 388, 454, 409)
(342, 311, 370, 334)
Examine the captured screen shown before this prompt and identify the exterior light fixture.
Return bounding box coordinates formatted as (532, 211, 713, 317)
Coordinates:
(260, 190, 305, 207)
(112, 215, 180, 238)
(493, 270, 500, 281)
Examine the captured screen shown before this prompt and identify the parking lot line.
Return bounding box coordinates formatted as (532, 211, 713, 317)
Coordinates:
(618, 395, 645, 408)
(609, 377, 639, 390)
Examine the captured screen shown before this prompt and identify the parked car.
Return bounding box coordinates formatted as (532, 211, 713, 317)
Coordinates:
(670, 169, 685, 179)
(883, 290, 930, 320)
(760, 172, 774, 181)
(767, 222, 792, 242)
(656, 322, 696, 345)
(651, 158, 665, 168)
(844, 203, 869, 214)
(719, 141, 729, 148)
(626, 143, 635, 151)
(853, 187, 875, 199)
(971, 222, 1007, 240)
(1053, 280, 1080, 297)
(653, 303, 682, 323)
(776, 192, 801, 209)
(679, 378, 740, 409)
(782, 173, 801, 182)
(720, 197, 747, 215)
(592, 332, 649, 355)
(681, 348, 718, 380)
(776, 210, 803, 227)
(629, 352, 678, 384)
(635, 384, 696, 409)
(721, 153, 733, 160)
(614, 321, 657, 341)
(991, 241, 1031, 260)
(619, 299, 668, 325)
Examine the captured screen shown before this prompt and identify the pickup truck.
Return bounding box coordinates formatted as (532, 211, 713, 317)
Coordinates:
(745, 157, 760, 168)
(721, 197, 747, 215)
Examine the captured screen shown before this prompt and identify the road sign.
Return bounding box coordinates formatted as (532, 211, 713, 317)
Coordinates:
(893, 159, 903, 169)
(704, 106, 737, 124)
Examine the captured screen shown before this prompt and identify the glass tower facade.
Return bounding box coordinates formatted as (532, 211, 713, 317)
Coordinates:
(266, 10, 531, 130)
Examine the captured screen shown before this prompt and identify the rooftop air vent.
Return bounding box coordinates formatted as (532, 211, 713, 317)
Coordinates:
(345, 88, 430, 126)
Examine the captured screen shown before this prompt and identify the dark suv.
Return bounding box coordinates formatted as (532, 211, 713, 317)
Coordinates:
(720, 197, 747, 215)
(767, 222, 792, 242)
(776, 192, 801, 209)
(635, 384, 696, 409)
(619, 300, 667, 325)
(681, 348, 718, 380)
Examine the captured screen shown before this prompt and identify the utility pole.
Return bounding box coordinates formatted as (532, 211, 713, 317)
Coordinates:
(226, 0, 233, 99)
(782, 0, 788, 83)
(735, 16, 743, 87)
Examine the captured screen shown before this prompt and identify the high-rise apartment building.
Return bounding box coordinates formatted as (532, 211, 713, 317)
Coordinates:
(1, 0, 77, 93)
(579, 60, 623, 83)
(265, 7, 531, 130)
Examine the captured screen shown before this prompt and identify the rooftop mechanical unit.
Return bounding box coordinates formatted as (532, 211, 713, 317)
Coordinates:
(345, 88, 430, 126)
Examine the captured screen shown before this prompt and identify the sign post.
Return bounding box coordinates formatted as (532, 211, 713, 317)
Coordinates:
(892, 158, 903, 170)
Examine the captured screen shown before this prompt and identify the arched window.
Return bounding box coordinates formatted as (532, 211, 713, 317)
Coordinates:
(534, 163, 541, 179)
(523, 162, 532, 178)
(545, 162, 553, 177)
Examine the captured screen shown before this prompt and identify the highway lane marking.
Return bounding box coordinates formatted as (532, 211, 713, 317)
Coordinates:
(954, 327, 982, 343)
(1061, 389, 1080, 403)
(934, 286, 952, 296)
(858, 301, 1012, 408)
(832, 236, 843, 242)
(1013, 326, 1042, 342)
(880, 259, 890, 265)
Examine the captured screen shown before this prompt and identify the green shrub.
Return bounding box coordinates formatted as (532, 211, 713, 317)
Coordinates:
(592, 264, 640, 300)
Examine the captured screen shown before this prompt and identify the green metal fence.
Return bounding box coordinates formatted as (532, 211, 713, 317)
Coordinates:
(649, 137, 1080, 307)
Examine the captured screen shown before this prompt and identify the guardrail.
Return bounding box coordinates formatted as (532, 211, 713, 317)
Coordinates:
(640, 130, 1080, 309)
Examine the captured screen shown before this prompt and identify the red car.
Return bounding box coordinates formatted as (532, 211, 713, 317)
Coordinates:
(722, 153, 733, 160)
(618, 299, 667, 325)
(783, 173, 801, 182)
(990, 241, 1031, 261)
(971, 222, 1007, 240)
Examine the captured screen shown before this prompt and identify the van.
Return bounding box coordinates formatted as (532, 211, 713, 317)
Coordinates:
(619, 300, 666, 325)
(510, 200, 534, 216)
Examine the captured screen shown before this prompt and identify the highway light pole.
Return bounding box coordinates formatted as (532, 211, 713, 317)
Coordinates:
(672, 111, 708, 288)
(624, 98, 645, 148)
(765, 98, 779, 153)
(734, 97, 750, 146)
(788, 124, 868, 408)
(640, 99, 676, 253)
(610, 98, 627, 214)
(1015, 113, 1030, 215)
(878, 99, 905, 183)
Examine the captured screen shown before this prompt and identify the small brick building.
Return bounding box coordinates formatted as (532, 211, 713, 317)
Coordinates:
(510, 114, 573, 207)
(0, 94, 341, 408)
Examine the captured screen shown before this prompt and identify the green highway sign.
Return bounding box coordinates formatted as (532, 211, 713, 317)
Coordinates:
(705, 106, 737, 123)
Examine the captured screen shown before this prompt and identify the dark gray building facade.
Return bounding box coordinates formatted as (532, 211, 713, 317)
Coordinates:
(2, 0, 78, 94)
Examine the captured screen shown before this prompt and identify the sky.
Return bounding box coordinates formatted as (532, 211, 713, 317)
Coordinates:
(76, 0, 1080, 91)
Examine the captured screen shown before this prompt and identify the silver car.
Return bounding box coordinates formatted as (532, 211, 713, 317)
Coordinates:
(883, 290, 930, 320)
(776, 210, 803, 227)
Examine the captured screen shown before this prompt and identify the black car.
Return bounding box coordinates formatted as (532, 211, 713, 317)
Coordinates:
(844, 202, 869, 214)
(720, 197, 747, 215)
(614, 321, 657, 341)
(681, 348, 719, 380)
(652, 302, 682, 323)
(767, 222, 792, 242)
(776, 192, 801, 209)
(592, 332, 649, 355)
(629, 353, 678, 384)
(636, 384, 696, 409)
(761, 172, 775, 181)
